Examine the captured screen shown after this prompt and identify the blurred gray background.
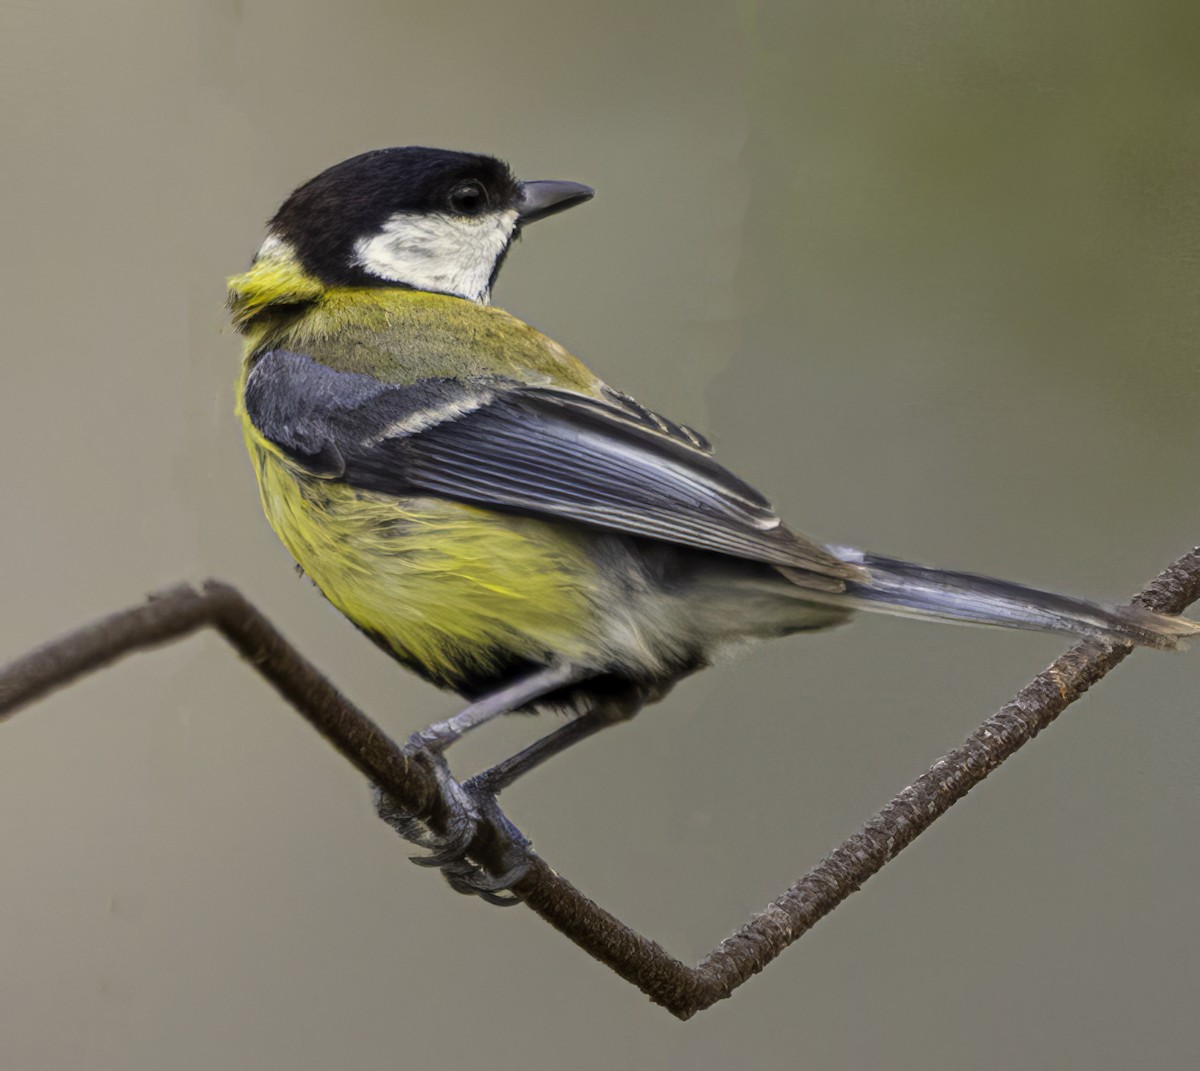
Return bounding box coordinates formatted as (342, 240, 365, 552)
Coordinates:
(2, 2, 1198, 1068)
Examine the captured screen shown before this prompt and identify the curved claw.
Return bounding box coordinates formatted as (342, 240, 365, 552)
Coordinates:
(434, 789, 533, 903)
(440, 855, 532, 905)
(374, 741, 533, 904)
(407, 817, 476, 867)
(376, 744, 481, 863)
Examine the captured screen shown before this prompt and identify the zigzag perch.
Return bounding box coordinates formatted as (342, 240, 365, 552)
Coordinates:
(2, 547, 1198, 1018)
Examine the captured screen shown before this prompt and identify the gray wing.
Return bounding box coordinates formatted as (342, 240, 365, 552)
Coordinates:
(244, 349, 857, 586)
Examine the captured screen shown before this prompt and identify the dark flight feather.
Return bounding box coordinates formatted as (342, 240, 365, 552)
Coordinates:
(244, 349, 856, 587)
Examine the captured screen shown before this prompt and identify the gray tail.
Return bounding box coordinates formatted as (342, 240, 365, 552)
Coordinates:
(824, 547, 1199, 650)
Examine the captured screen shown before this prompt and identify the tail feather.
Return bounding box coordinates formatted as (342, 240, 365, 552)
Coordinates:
(823, 547, 1199, 650)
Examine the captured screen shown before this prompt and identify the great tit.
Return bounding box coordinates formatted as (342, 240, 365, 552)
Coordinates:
(230, 147, 1196, 846)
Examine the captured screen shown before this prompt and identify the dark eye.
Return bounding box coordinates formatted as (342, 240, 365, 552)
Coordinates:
(448, 181, 488, 215)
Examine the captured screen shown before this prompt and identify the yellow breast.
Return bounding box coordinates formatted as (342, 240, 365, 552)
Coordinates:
(241, 417, 600, 689)
(230, 254, 613, 688)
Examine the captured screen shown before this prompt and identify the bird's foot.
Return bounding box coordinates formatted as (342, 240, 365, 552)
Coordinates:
(435, 789, 532, 905)
(381, 739, 480, 860)
(373, 738, 532, 906)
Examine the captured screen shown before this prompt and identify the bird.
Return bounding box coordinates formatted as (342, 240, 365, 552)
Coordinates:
(230, 146, 1197, 897)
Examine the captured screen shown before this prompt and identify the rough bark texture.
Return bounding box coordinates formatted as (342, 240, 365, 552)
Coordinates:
(3, 547, 1197, 1018)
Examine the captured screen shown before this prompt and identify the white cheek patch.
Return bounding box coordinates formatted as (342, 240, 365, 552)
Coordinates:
(352, 209, 519, 304)
(254, 234, 291, 261)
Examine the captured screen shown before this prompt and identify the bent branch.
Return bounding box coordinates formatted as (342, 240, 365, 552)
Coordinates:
(2, 548, 1198, 1019)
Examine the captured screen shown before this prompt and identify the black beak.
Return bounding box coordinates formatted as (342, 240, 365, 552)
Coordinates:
(516, 180, 594, 224)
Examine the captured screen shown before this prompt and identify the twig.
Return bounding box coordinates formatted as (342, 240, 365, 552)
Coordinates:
(0, 585, 443, 845)
(2, 549, 1197, 1019)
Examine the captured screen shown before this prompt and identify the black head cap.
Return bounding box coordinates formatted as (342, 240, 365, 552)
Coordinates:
(268, 147, 523, 287)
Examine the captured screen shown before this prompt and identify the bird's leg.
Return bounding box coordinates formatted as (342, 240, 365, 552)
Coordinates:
(377, 663, 589, 903)
(374, 749, 479, 865)
(405, 707, 630, 903)
(406, 663, 584, 753)
(416, 704, 638, 900)
(464, 706, 616, 798)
